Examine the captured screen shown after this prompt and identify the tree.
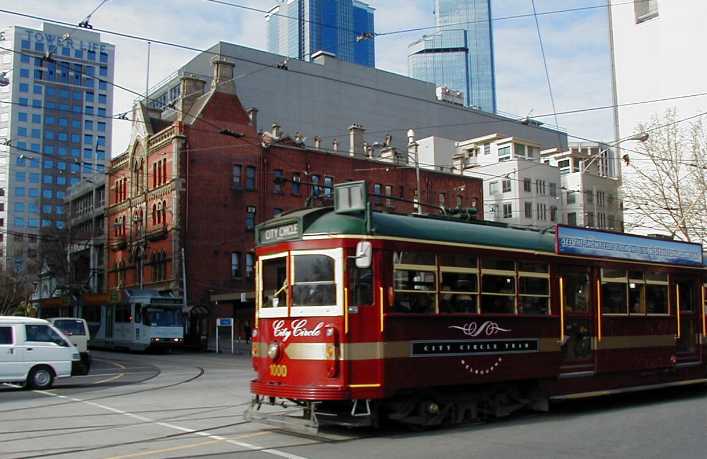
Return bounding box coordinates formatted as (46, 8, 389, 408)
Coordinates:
(622, 110, 707, 245)
(0, 268, 36, 316)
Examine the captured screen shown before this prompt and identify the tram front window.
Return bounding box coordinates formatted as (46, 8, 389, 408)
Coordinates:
(262, 256, 288, 308)
(142, 307, 183, 327)
(293, 254, 336, 306)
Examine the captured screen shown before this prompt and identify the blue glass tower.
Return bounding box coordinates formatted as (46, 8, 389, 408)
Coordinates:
(408, 0, 496, 112)
(266, 0, 375, 68)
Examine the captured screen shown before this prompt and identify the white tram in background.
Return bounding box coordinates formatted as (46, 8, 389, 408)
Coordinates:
(83, 289, 184, 351)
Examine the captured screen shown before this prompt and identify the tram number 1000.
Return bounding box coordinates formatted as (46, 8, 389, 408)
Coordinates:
(269, 364, 288, 377)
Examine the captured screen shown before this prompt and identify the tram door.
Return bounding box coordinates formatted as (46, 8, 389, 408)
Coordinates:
(560, 267, 595, 371)
(674, 278, 700, 362)
(346, 254, 382, 386)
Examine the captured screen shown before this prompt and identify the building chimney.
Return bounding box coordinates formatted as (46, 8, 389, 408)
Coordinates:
(247, 108, 258, 131)
(313, 136, 321, 149)
(211, 56, 236, 94)
(176, 75, 207, 122)
(271, 123, 282, 139)
(349, 123, 365, 157)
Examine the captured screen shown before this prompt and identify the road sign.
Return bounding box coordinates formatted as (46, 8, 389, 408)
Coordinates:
(217, 318, 233, 327)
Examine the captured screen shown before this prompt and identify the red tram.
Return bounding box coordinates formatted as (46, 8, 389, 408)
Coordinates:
(247, 182, 706, 430)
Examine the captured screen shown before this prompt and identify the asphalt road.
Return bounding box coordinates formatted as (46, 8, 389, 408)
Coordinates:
(1, 350, 706, 459)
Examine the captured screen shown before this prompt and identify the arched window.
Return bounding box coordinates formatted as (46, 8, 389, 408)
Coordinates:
(152, 204, 157, 225)
(161, 200, 167, 224)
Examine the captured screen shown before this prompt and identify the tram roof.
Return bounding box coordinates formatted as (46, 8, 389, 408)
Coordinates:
(257, 207, 556, 253)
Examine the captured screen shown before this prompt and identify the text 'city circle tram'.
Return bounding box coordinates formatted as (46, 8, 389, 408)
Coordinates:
(246, 181, 707, 433)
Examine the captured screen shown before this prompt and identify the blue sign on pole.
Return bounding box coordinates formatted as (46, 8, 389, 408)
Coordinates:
(217, 318, 233, 327)
(556, 225, 704, 266)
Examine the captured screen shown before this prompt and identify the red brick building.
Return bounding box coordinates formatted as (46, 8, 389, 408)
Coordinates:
(106, 57, 483, 344)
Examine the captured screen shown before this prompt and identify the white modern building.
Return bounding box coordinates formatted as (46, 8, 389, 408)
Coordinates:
(610, 0, 707, 141)
(542, 144, 623, 231)
(416, 134, 623, 230)
(418, 133, 562, 228)
(0, 23, 114, 272)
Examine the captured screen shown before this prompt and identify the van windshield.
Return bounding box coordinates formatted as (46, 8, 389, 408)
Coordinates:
(53, 319, 87, 336)
(142, 307, 183, 327)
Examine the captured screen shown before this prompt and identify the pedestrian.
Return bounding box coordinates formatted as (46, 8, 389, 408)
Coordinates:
(244, 321, 251, 344)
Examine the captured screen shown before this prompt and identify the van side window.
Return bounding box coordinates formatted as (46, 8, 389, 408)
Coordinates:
(0, 326, 12, 344)
(25, 325, 63, 343)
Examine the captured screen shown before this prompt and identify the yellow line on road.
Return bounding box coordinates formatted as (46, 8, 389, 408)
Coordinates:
(103, 431, 272, 459)
(93, 372, 125, 385)
(94, 357, 128, 370)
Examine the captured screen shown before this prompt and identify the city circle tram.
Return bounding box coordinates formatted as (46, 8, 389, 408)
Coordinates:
(246, 181, 706, 432)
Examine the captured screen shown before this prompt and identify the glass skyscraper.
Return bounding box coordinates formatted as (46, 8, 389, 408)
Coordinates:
(0, 23, 114, 272)
(266, 0, 375, 67)
(408, 0, 496, 112)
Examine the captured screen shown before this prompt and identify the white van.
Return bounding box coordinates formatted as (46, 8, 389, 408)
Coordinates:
(0, 316, 81, 389)
(47, 318, 91, 374)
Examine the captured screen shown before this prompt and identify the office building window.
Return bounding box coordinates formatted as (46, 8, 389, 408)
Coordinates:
(549, 183, 557, 198)
(311, 175, 321, 196)
(503, 203, 512, 219)
(635, 0, 658, 23)
(524, 201, 532, 219)
(292, 174, 301, 194)
(502, 179, 511, 193)
(273, 169, 283, 194)
(245, 166, 256, 191)
(523, 178, 531, 192)
(323, 176, 334, 197)
(246, 206, 256, 231)
(586, 212, 595, 227)
(246, 253, 254, 279)
(232, 165, 242, 188)
(19, 68, 29, 78)
(498, 145, 511, 161)
(231, 252, 241, 278)
(489, 181, 498, 194)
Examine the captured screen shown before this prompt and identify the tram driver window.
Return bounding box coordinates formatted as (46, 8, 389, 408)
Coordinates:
(293, 254, 336, 306)
(393, 251, 436, 314)
(563, 270, 590, 312)
(261, 256, 288, 308)
(348, 258, 373, 307)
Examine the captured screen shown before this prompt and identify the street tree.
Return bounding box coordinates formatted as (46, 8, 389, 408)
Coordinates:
(622, 110, 707, 245)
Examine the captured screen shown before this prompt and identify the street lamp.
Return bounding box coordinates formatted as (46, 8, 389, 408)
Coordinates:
(582, 132, 649, 175)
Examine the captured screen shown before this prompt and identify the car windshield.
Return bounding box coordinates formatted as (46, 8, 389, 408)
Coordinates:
(53, 319, 86, 336)
(142, 307, 183, 327)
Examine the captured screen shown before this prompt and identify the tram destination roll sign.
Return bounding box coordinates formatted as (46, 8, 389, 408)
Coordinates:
(257, 221, 300, 245)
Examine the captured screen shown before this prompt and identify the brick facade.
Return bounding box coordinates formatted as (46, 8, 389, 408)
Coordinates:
(106, 59, 483, 342)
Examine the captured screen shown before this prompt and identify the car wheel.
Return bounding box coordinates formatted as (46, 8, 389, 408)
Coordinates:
(27, 366, 54, 390)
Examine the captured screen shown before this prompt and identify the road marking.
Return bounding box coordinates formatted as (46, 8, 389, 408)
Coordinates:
(104, 431, 274, 459)
(92, 372, 125, 385)
(104, 439, 220, 459)
(94, 358, 127, 370)
(31, 391, 310, 459)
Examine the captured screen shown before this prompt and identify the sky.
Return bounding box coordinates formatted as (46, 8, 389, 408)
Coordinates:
(0, 0, 619, 156)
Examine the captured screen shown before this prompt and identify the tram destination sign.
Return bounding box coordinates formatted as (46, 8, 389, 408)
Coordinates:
(257, 220, 301, 245)
(556, 225, 703, 266)
(411, 339, 539, 357)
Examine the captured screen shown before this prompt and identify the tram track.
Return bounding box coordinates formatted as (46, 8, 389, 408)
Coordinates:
(0, 363, 207, 414)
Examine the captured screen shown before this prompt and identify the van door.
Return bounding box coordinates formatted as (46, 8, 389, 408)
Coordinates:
(23, 324, 72, 378)
(0, 325, 24, 380)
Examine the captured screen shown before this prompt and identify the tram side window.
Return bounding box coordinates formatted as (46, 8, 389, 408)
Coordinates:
(562, 270, 589, 312)
(393, 251, 436, 314)
(601, 269, 627, 314)
(115, 305, 131, 322)
(439, 254, 478, 313)
(480, 259, 516, 314)
(645, 272, 669, 314)
(518, 262, 550, 315)
(628, 271, 646, 314)
(348, 258, 373, 306)
(134, 304, 142, 323)
(293, 254, 336, 306)
(261, 256, 288, 308)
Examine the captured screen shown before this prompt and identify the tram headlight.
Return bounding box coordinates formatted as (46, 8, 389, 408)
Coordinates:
(267, 341, 280, 360)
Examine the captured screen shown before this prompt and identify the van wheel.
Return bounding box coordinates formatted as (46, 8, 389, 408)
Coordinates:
(27, 366, 54, 390)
